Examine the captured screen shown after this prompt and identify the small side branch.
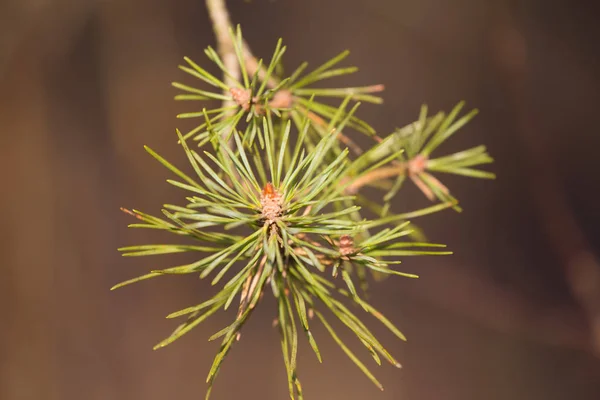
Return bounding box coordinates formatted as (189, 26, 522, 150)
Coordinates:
(346, 166, 404, 194)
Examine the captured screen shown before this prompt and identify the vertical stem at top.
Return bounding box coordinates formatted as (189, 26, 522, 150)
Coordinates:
(205, 0, 239, 110)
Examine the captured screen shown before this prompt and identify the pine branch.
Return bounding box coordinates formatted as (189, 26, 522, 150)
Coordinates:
(114, 8, 497, 398)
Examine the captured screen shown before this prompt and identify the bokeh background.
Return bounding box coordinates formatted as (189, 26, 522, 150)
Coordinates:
(2, 0, 600, 399)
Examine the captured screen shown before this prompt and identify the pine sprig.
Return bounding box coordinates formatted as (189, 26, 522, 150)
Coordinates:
(114, 25, 496, 400)
(173, 26, 382, 152)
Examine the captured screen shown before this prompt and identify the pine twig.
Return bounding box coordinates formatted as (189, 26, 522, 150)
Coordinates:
(116, 9, 499, 398)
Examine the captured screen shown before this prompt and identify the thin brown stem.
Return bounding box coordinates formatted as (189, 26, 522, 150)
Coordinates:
(420, 171, 450, 196)
(296, 104, 364, 155)
(345, 166, 405, 194)
(206, 0, 238, 112)
(345, 154, 444, 200)
(247, 254, 267, 311)
(238, 254, 267, 318)
(410, 174, 434, 201)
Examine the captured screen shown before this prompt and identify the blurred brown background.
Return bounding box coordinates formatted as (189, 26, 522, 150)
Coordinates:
(1, 0, 600, 399)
